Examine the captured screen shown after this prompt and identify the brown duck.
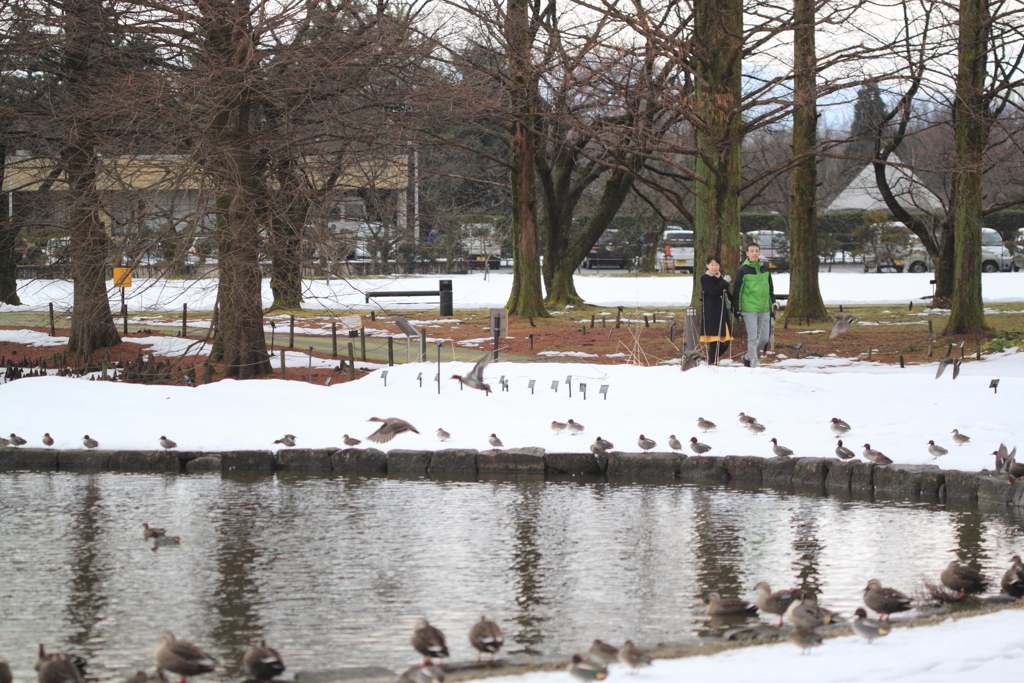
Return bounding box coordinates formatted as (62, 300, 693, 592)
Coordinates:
(618, 640, 652, 673)
(863, 579, 911, 620)
(155, 632, 217, 683)
(704, 592, 758, 616)
(753, 582, 801, 625)
(587, 640, 618, 665)
(941, 560, 989, 598)
(142, 523, 166, 540)
(367, 417, 419, 444)
(35, 646, 86, 683)
(35, 653, 83, 683)
(411, 619, 448, 665)
(468, 616, 503, 661)
(1001, 555, 1024, 599)
(242, 640, 285, 681)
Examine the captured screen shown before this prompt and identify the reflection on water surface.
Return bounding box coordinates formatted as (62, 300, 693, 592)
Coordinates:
(1, 471, 1022, 680)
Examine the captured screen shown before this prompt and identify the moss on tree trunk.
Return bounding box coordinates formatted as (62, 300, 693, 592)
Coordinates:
(944, 0, 989, 335)
(692, 0, 743, 307)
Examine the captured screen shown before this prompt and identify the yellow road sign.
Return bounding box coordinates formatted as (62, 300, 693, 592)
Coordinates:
(113, 268, 132, 287)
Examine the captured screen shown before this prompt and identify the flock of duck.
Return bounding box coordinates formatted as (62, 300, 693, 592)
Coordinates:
(2, 414, 1015, 471)
(9, 553, 1023, 683)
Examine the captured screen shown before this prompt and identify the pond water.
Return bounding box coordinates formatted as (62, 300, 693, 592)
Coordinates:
(2, 471, 1023, 681)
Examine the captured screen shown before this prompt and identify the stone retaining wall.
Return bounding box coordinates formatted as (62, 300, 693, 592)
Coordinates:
(3, 447, 1022, 507)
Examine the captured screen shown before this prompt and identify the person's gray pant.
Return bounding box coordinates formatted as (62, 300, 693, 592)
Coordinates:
(741, 311, 771, 367)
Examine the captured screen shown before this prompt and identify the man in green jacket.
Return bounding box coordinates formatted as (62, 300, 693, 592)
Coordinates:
(732, 242, 776, 368)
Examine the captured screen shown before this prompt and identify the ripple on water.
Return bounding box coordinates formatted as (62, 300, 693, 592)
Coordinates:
(1, 471, 1023, 680)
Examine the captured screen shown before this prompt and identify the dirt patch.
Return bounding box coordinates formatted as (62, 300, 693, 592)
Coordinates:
(2, 303, 1022, 387)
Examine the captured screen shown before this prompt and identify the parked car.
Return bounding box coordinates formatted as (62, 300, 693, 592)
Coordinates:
(656, 226, 695, 273)
(868, 226, 1012, 273)
(1013, 228, 1024, 271)
(980, 227, 1013, 272)
(742, 230, 790, 271)
(583, 229, 634, 269)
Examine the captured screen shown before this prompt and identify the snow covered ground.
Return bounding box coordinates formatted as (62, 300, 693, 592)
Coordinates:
(3, 286, 1024, 681)
(0, 339, 1019, 468)
(482, 607, 1024, 683)
(3, 271, 1023, 314)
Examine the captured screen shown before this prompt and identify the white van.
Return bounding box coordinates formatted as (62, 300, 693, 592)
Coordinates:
(900, 227, 1011, 273)
(656, 226, 694, 273)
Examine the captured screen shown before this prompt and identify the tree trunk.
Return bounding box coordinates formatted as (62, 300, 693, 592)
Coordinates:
(268, 215, 303, 311)
(785, 0, 827, 321)
(65, 148, 121, 355)
(64, 0, 120, 355)
(544, 165, 637, 307)
(944, 0, 989, 335)
(691, 0, 743, 305)
(504, 0, 548, 318)
(933, 222, 955, 306)
(0, 148, 20, 305)
(204, 0, 272, 377)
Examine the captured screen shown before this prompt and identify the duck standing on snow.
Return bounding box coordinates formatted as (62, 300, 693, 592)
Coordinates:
(435, 428, 450, 442)
(8, 433, 27, 447)
(951, 429, 971, 446)
(551, 421, 568, 436)
(862, 444, 892, 464)
(737, 412, 757, 426)
(159, 436, 177, 450)
(689, 437, 711, 454)
(488, 434, 503, 449)
(835, 440, 855, 460)
(788, 627, 823, 654)
(42, 433, 55, 447)
(587, 640, 618, 665)
(667, 435, 683, 452)
(863, 579, 911, 620)
(941, 560, 989, 598)
(342, 434, 361, 446)
(697, 417, 717, 432)
(468, 616, 504, 661)
(637, 435, 656, 452)
(927, 440, 948, 458)
(745, 421, 766, 435)
(851, 608, 890, 643)
(82, 435, 99, 449)
(451, 352, 492, 393)
(367, 417, 419, 444)
(770, 438, 793, 457)
(618, 641, 652, 673)
(567, 419, 585, 436)
(829, 417, 851, 437)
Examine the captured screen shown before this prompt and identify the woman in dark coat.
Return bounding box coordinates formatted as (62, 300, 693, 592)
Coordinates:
(699, 255, 733, 364)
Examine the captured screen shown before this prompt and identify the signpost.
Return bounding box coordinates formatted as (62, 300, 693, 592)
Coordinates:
(113, 267, 132, 335)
